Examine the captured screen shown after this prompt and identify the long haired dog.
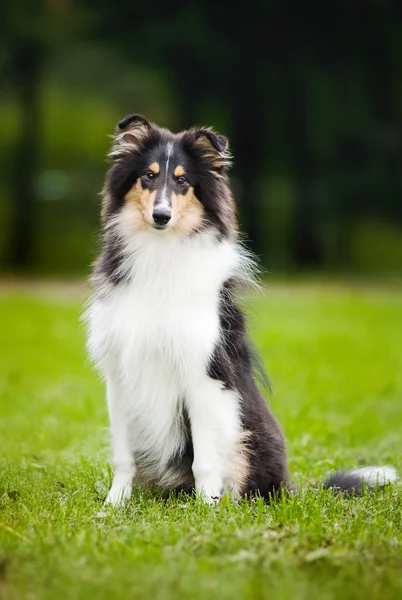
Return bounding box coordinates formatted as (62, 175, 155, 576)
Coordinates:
(85, 115, 397, 505)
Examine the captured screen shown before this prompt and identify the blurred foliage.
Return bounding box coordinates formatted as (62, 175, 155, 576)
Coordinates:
(1, 1, 402, 274)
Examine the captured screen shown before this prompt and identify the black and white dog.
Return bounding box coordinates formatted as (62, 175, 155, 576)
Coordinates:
(85, 115, 396, 505)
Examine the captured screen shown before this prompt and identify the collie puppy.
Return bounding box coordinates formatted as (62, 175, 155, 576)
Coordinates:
(85, 114, 397, 505)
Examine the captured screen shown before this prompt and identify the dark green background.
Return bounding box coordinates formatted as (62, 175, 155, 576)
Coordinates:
(1, 2, 402, 275)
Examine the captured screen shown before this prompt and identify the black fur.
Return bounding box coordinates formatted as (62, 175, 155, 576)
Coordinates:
(117, 114, 150, 131)
(166, 409, 195, 495)
(324, 472, 367, 495)
(95, 237, 123, 285)
(208, 284, 289, 499)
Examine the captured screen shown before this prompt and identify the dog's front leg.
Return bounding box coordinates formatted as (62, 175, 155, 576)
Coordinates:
(187, 378, 241, 503)
(104, 374, 136, 506)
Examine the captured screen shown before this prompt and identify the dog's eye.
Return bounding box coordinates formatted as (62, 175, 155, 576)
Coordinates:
(177, 176, 186, 185)
(146, 172, 155, 180)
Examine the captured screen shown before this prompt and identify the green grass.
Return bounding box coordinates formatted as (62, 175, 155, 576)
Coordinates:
(0, 281, 401, 600)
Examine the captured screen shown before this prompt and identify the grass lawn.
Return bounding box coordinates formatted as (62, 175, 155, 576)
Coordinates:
(0, 280, 401, 600)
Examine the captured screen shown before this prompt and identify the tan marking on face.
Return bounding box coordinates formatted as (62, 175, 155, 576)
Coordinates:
(122, 180, 204, 234)
(124, 179, 157, 230)
(170, 187, 204, 234)
(174, 165, 185, 177)
(149, 162, 160, 174)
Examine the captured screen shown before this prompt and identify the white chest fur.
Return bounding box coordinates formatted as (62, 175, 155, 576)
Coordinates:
(86, 231, 244, 478)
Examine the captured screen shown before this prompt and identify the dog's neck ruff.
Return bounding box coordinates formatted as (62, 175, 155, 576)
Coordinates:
(85, 229, 255, 485)
(87, 228, 254, 366)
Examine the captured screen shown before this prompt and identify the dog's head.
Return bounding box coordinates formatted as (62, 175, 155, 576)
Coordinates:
(102, 115, 236, 238)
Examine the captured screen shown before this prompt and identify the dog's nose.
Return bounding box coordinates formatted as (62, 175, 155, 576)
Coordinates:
(152, 208, 171, 226)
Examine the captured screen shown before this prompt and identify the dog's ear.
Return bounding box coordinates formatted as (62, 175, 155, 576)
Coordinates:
(108, 114, 151, 161)
(194, 128, 228, 154)
(185, 126, 232, 171)
(117, 114, 150, 131)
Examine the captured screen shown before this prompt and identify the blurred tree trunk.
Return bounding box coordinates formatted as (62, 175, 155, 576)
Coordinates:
(366, 16, 402, 221)
(229, 92, 267, 255)
(281, 65, 322, 268)
(8, 40, 42, 269)
(167, 48, 205, 128)
(224, 18, 271, 255)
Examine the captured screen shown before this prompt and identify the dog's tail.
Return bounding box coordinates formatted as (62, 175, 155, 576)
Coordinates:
(323, 465, 398, 494)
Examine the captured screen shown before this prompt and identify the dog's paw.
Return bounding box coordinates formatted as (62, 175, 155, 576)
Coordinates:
(203, 495, 221, 505)
(196, 489, 222, 504)
(104, 482, 132, 506)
